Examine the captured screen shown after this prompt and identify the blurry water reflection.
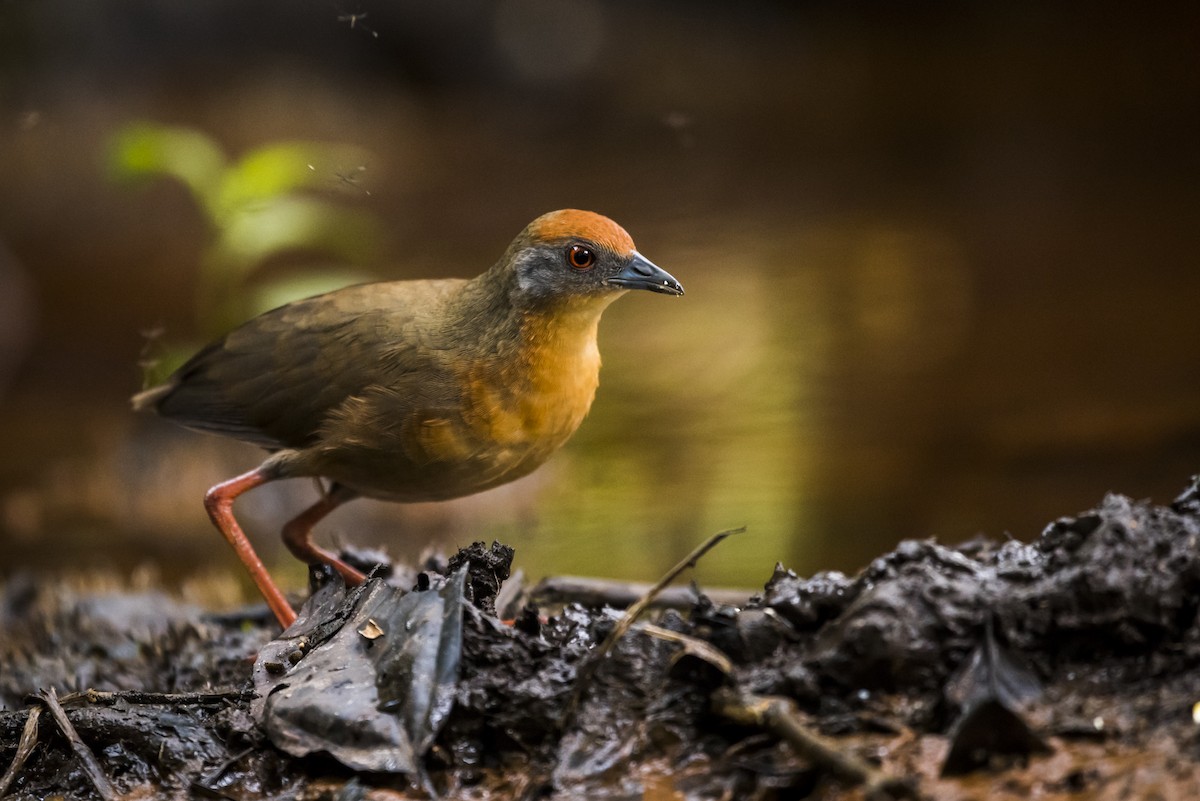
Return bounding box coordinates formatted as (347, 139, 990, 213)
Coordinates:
(1, 2, 1198, 603)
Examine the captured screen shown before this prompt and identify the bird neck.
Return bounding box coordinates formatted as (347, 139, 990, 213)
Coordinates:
(520, 294, 614, 340)
(515, 298, 610, 386)
(460, 261, 619, 353)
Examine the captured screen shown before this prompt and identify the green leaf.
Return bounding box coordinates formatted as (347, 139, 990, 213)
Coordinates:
(216, 141, 376, 219)
(213, 196, 381, 276)
(108, 123, 227, 212)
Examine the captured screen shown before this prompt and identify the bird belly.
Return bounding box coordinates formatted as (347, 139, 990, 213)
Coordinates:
(303, 374, 595, 502)
(293, 325, 602, 503)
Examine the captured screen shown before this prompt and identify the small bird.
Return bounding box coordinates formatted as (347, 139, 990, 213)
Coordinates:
(133, 210, 683, 627)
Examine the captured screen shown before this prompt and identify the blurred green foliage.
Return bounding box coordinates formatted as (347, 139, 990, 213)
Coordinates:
(109, 122, 381, 385)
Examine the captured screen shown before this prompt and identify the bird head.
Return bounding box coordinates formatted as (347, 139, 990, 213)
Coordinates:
(503, 210, 684, 309)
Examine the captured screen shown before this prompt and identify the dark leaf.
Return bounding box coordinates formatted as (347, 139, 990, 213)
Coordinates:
(251, 570, 466, 772)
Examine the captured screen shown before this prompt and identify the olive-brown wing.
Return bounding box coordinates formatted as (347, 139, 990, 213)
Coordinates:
(148, 279, 466, 450)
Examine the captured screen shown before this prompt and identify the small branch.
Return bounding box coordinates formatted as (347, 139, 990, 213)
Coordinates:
(35, 688, 119, 801)
(561, 527, 745, 727)
(0, 705, 41, 797)
(56, 688, 254, 708)
(529, 575, 752, 612)
(712, 688, 919, 801)
(592, 527, 745, 667)
(635, 622, 734, 676)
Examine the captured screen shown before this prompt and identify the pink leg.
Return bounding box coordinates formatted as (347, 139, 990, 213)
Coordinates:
(204, 468, 297, 628)
(281, 484, 366, 587)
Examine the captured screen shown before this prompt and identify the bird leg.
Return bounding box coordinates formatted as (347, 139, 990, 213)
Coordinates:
(281, 483, 366, 587)
(204, 467, 297, 628)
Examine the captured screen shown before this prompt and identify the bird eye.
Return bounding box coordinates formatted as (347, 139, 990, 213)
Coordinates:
(566, 245, 595, 270)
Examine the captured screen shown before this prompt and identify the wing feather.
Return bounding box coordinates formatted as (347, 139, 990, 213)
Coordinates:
(143, 279, 466, 450)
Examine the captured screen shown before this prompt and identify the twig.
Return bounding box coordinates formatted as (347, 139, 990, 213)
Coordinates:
(529, 575, 752, 612)
(561, 527, 745, 727)
(56, 688, 254, 708)
(589, 527, 744, 667)
(712, 688, 919, 800)
(0, 705, 41, 796)
(634, 622, 735, 676)
(35, 688, 119, 801)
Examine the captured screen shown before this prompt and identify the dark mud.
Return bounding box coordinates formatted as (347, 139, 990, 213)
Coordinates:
(4, 479, 1200, 799)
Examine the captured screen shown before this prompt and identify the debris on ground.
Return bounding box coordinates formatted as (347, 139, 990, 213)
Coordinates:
(3, 479, 1200, 799)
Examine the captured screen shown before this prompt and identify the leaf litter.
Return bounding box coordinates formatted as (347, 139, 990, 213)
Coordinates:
(2, 479, 1200, 799)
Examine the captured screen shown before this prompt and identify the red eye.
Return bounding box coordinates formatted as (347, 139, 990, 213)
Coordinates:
(566, 245, 595, 270)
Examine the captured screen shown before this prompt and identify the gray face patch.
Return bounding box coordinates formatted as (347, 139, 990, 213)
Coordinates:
(512, 242, 614, 304)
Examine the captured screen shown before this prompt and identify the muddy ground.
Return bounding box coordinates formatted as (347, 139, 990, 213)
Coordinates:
(3, 478, 1200, 800)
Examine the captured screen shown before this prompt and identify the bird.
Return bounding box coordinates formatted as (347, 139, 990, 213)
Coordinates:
(132, 210, 683, 628)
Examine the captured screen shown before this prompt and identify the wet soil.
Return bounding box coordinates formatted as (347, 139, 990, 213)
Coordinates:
(3, 478, 1200, 800)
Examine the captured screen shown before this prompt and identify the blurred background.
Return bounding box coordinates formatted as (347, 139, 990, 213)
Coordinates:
(1, 2, 1198, 600)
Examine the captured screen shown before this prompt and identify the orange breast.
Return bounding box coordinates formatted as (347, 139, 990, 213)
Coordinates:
(460, 307, 602, 468)
(297, 303, 608, 500)
(472, 336, 598, 448)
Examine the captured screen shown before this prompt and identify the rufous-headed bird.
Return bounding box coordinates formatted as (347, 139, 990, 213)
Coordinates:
(133, 210, 683, 627)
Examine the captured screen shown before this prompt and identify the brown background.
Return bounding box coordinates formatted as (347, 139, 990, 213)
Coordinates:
(1, 2, 1197, 595)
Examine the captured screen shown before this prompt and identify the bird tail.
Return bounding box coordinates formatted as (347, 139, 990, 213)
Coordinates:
(130, 383, 173, 412)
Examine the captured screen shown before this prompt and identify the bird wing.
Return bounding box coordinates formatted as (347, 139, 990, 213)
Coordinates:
(145, 279, 467, 450)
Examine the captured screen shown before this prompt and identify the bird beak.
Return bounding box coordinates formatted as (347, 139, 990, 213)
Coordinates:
(606, 251, 684, 296)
